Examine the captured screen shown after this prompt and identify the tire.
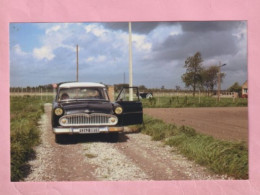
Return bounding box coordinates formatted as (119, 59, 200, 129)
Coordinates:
(55, 134, 65, 144)
(108, 132, 119, 143)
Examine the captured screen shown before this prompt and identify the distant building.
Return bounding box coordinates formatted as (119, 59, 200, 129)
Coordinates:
(242, 80, 248, 97)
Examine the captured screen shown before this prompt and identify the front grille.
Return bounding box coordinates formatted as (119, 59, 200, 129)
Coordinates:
(59, 113, 118, 126)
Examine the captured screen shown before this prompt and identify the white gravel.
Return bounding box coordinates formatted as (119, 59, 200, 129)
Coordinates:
(82, 142, 149, 181)
(24, 106, 57, 181)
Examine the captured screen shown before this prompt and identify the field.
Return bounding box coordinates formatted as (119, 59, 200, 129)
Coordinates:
(144, 107, 248, 142)
(10, 95, 53, 181)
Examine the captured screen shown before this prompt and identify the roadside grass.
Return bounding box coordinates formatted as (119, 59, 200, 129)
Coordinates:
(10, 95, 53, 181)
(136, 115, 248, 179)
(141, 96, 248, 108)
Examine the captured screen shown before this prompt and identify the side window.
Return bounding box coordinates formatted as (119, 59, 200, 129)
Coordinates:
(116, 87, 140, 102)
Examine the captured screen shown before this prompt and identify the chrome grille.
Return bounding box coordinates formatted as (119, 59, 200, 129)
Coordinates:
(59, 113, 118, 126)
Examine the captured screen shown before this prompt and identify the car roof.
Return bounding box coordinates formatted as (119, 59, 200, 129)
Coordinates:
(59, 82, 105, 88)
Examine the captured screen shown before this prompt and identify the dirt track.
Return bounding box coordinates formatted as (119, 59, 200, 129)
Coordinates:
(25, 104, 229, 181)
(144, 107, 248, 142)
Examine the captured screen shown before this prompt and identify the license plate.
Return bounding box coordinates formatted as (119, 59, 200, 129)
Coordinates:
(79, 128, 100, 134)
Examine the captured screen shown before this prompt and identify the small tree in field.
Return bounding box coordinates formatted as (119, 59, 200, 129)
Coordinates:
(228, 82, 242, 97)
(175, 85, 181, 91)
(201, 66, 225, 96)
(181, 52, 203, 96)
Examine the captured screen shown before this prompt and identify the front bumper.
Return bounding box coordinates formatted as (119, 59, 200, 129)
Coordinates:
(53, 126, 124, 134)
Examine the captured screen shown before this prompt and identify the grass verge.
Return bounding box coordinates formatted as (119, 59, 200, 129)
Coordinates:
(136, 115, 248, 179)
(141, 96, 248, 108)
(10, 95, 53, 181)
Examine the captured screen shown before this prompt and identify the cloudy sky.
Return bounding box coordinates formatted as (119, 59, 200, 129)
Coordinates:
(9, 21, 247, 89)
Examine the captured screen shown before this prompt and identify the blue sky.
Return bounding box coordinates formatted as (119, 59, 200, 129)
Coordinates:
(9, 21, 247, 89)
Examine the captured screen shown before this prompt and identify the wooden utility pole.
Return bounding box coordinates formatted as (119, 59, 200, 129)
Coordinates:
(76, 45, 79, 82)
(217, 62, 226, 102)
(217, 62, 221, 102)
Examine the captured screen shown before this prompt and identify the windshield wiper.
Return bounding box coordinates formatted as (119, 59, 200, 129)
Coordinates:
(60, 98, 108, 102)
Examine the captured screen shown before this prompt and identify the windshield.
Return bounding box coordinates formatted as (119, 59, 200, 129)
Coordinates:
(58, 87, 109, 101)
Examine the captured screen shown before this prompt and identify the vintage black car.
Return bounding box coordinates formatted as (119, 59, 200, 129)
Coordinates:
(52, 82, 143, 143)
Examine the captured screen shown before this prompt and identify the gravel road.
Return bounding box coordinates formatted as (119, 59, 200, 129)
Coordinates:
(25, 103, 229, 181)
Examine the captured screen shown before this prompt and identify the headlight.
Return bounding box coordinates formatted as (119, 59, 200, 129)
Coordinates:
(54, 108, 63, 116)
(114, 106, 123, 115)
(60, 118, 68, 125)
(108, 117, 118, 125)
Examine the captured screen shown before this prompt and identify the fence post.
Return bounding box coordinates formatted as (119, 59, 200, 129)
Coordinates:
(40, 88, 42, 100)
(53, 87, 55, 99)
(199, 90, 201, 104)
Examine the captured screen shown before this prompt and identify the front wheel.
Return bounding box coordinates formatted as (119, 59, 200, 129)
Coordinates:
(55, 134, 67, 144)
(108, 132, 119, 143)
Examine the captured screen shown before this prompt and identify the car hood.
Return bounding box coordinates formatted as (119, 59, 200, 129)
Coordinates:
(59, 100, 113, 115)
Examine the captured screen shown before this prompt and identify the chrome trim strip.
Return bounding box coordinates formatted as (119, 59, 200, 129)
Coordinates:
(53, 126, 124, 134)
(59, 113, 118, 127)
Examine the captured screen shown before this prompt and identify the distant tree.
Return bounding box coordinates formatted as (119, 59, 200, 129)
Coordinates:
(201, 66, 225, 96)
(138, 85, 147, 91)
(175, 85, 181, 91)
(161, 85, 165, 90)
(114, 83, 129, 92)
(228, 82, 242, 96)
(181, 52, 203, 96)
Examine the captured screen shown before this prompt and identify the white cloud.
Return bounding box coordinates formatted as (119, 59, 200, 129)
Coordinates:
(33, 46, 55, 60)
(46, 25, 61, 35)
(33, 24, 76, 61)
(86, 55, 107, 63)
(86, 57, 94, 62)
(61, 44, 76, 52)
(170, 31, 180, 36)
(96, 55, 106, 62)
(132, 34, 152, 52)
(85, 24, 107, 37)
(13, 44, 27, 56)
(117, 33, 152, 52)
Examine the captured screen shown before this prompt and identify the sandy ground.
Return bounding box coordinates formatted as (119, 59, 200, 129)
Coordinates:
(144, 107, 248, 142)
(24, 103, 229, 181)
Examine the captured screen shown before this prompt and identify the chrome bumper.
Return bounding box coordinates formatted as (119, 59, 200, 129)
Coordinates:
(53, 126, 124, 134)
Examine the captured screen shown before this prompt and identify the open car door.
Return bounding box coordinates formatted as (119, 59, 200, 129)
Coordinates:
(116, 87, 143, 126)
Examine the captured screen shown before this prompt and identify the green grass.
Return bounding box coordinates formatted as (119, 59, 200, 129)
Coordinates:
(10, 95, 53, 181)
(136, 115, 248, 179)
(141, 96, 248, 108)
